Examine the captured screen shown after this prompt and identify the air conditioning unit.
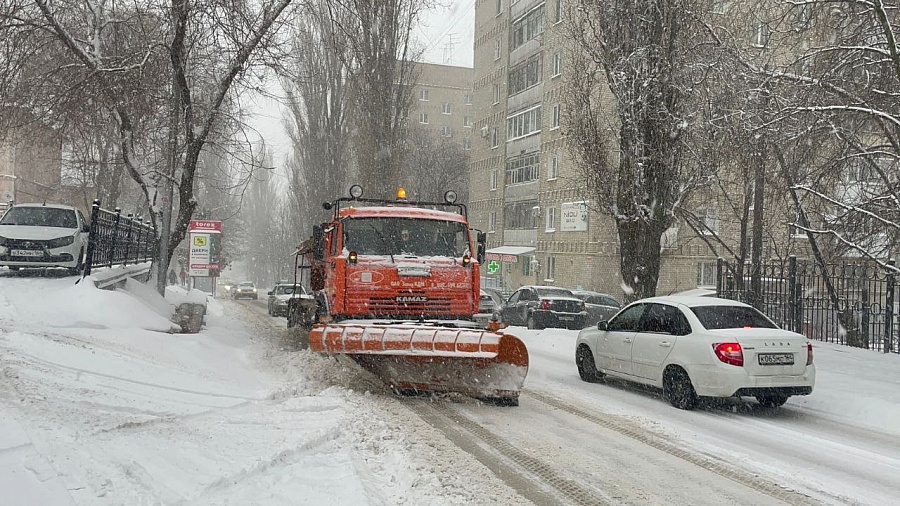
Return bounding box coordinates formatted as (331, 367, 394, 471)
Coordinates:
(480, 126, 489, 138)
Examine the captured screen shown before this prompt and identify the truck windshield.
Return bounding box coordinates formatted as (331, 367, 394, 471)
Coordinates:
(343, 217, 470, 257)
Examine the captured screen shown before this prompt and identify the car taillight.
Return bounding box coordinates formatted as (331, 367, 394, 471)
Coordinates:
(806, 342, 813, 365)
(713, 342, 743, 367)
(541, 300, 551, 310)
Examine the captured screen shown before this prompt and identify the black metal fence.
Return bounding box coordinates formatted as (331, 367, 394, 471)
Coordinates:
(716, 256, 898, 353)
(83, 199, 156, 277)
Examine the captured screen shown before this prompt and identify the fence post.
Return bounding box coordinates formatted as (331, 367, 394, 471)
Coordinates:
(82, 199, 101, 278)
(716, 257, 724, 297)
(886, 259, 896, 354)
(108, 208, 121, 267)
(136, 217, 144, 262)
(123, 213, 134, 266)
(788, 255, 798, 333)
(861, 286, 870, 350)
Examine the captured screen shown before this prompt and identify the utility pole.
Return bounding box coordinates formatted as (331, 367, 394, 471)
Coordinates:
(750, 85, 769, 310)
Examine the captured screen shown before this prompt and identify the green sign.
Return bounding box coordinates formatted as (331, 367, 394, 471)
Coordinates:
(487, 260, 500, 274)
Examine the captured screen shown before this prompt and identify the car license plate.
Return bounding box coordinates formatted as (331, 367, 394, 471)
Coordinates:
(559, 316, 575, 321)
(758, 353, 794, 365)
(11, 249, 43, 257)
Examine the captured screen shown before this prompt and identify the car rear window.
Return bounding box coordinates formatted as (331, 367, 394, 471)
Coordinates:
(690, 305, 778, 330)
(535, 287, 574, 298)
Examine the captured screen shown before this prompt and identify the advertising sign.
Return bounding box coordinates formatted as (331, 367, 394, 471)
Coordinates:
(189, 220, 222, 277)
(560, 202, 589, 232)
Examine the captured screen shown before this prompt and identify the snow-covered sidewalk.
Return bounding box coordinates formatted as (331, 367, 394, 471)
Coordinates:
(0, 276, 525, 505)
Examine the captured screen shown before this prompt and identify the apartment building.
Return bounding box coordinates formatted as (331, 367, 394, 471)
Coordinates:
(0, 118, 63, 212)
(467, 0, 833, 298)
(409, 62, 476, 154)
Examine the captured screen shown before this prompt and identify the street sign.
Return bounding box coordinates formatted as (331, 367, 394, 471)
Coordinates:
(487, 259, 500, 274)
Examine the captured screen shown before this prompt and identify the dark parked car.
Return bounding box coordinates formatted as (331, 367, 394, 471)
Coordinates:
(498, 285, 587, 330)
(571, 290, 621, 327)
(267, 283, 309, 317)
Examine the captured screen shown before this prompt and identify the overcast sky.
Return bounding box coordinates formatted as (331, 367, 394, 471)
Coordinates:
(246, 2, 475, 174)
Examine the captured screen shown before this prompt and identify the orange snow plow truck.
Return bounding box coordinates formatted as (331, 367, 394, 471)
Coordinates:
(288, 185, 528, 405)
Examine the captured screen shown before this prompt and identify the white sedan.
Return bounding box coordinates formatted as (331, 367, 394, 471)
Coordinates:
(575, 296, 815, 410)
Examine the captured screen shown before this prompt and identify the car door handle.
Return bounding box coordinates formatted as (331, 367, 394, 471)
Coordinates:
(659, 341, 671, 347)
(623, 338, 633, 343)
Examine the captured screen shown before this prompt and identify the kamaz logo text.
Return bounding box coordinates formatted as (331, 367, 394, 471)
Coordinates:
(396, 296, 427, 303)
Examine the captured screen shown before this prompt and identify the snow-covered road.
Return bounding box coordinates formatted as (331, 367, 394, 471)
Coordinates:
(2, 275, 898, 505)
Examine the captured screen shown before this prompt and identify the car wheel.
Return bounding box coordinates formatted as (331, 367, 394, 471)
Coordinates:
(68, 248, 85, 275)
(576, 344, 603, 382)
(663, 366, 698, 410)
(755, 394, 789, 408)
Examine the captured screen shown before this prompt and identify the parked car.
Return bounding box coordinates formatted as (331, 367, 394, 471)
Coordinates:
(0, 203, 90, 274)
(267, 283, 310, 317)
(232, 281, 258, 300)
(571, 290, 621, 327)
(498, 285, 587, 330)
(474, 288, 504, 325)
(575, 295, 815, 410)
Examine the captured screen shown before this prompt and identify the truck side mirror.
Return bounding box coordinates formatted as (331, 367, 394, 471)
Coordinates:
(476, 231, 486, 264)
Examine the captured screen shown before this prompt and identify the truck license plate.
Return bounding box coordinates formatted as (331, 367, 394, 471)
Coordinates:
(758, 353, 794, 365)
(11, 249, 43, 257)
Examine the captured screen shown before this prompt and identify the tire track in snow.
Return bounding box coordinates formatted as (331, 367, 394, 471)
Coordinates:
(524, 389, 827, 506)
(409, 398, 613, 506)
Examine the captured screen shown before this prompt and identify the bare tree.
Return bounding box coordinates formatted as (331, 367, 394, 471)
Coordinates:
(564, 0, 716, 301)
(402, 126, 469, 203)
(329, 0, 426, 198)
(1, 0, 295, 292)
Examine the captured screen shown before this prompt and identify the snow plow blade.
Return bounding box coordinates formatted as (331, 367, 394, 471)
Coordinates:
(309, 322, 529, 405)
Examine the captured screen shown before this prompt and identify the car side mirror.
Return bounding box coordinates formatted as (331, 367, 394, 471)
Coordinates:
(267, 291, 274, 296)
(597, 321, 608, 331)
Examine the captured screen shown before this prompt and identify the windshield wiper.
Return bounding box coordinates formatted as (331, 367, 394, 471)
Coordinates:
(366, 224, 394, 263)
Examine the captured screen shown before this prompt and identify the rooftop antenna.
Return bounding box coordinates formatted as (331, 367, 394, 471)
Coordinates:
(443, 33, 456, 65)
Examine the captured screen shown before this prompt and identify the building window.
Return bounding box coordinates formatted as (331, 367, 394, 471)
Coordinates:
(545, 255, 556, 282)
(548, 155, 559, 179)
(752, 21, 770, 47)
(697, 261, 717, 287)
(419, 113, 428, 124)
(463, 116, 472, 127)
(508, 54, 543, 96)
(504, 200, 539, 230)
(545, 206, 557, 231)
(550, 103, 560, 129)
(506, 105, 542, 141)
(522, 255, 533, 276)
(496, 0, 502, 15)
(491, 126, 500, 148)
(554, 0, 562, 23)
(698, 207, 719, 235)
(493, 84, 501, 104)
(712, 0, 730, 14)
(442, 103, 452, 115)
(464, 93, 473, 105)
(506, 152, 540, 185)
(494, 39, 502, 60)
(463, 137, 471, 150)
(489, 211, 497, 232)
(511, 4, 546, 51)
(491, 169, 499, 190)
(551, 52, 561, 77)
(440, 126, 452, 137)
(419, 89, 429, 101)
(791, 214, 808, 238)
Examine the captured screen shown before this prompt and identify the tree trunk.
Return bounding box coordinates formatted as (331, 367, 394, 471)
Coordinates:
(617, 219, 665, 302)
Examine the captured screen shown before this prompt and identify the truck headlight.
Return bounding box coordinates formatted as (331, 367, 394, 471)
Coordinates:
(47, 235, 75, 248)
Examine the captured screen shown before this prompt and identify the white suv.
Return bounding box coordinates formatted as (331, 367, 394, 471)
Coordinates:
(0, 203, 90, 274)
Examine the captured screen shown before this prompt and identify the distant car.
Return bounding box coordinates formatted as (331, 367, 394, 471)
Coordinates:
(232, 281, 258, 300)
(575, 296, 815, 410)
(218, 279, 237, 296)
(474, 288, 504, 325)
(498, 285, 587, 330)
(0, 203, 90, 274)
(267, 283, 310, 317)
(570, 290, 621, 328)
